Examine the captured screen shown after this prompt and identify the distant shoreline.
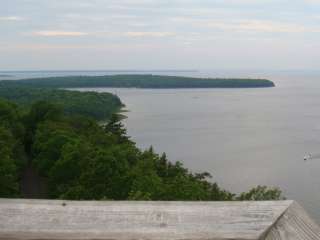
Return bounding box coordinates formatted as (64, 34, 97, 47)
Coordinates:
(0, 74, 275, 88)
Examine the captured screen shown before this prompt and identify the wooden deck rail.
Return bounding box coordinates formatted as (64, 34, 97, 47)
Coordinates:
(0, 199, 319, 240)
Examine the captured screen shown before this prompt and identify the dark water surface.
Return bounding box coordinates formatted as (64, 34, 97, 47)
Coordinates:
(2, 70, 320, 222)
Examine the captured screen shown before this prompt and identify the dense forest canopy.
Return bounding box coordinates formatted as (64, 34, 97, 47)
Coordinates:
(0, 87, 123, 120)
(0, 74, 275, 88)
(0, 97, 283, 201)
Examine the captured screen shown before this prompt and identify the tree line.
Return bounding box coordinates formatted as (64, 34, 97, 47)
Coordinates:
(0, 87, 122, 120)
(1, 74, 275, 88)
(0, 98, 283, 200)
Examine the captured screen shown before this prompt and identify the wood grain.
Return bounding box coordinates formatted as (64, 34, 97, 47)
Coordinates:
(0, 199, 317, 240)
(264, 201, 320, 240)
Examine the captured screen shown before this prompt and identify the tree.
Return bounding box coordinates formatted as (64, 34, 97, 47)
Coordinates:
(105, 114, 130, 143)
(0, 99, 26, 170)
(24, 101, 63, 155)
(0, 127, 19, 197)
(32, 125, 76, 176)
(237, 185, 284, 201)
(128, 157, 164, 200)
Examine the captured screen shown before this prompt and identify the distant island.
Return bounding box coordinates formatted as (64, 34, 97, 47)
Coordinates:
(0, 74, 13, 77)
(0, 74, 275, 88)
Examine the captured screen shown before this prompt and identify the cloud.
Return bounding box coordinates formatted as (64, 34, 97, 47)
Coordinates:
(33, 31, 88, 36)
(0, 16, 24, 21)
(172, 16, 320, 34)
(0, 42, 155, 51)
(207, 20, 319, 33)
(124, 31, 174, 37)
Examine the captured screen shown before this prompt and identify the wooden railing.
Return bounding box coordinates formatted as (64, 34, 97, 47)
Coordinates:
(0, 199, 319, 240)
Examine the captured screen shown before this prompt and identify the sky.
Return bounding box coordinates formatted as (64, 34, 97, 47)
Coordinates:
(1, 0, 320, 70)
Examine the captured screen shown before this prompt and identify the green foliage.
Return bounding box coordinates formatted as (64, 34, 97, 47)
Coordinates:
(23, 101, 64, 155)
(0, 87, 123, 120)
(0, 127, 19, 197)
(0, 99, 26, 169)
(0, 98, 284, 201)
(1, 74, 275, 88)
(105, 114, 130, 143)
(0, 100, 24, 145)
(236, 185, 284, 201)
(32, 123, 76, 176)
(0, 99, 28, 198)
(128, 152, 164, 200)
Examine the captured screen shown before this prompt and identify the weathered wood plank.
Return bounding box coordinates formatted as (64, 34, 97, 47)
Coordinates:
(264, 201, 320, 240)
(0, 199, 317, 240)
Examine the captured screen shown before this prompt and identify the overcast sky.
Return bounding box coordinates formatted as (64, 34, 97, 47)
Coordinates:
(1, 0, 320, 70)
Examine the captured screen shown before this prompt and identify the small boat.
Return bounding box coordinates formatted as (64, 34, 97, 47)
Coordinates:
(304, 154, 312, 161)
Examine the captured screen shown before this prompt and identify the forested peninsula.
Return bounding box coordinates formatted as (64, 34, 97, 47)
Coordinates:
(1, 74, 275, 88)
(0, 87, 122, 120)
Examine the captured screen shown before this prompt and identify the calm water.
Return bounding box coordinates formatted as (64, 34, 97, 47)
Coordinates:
(2, 70, 320, 221)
